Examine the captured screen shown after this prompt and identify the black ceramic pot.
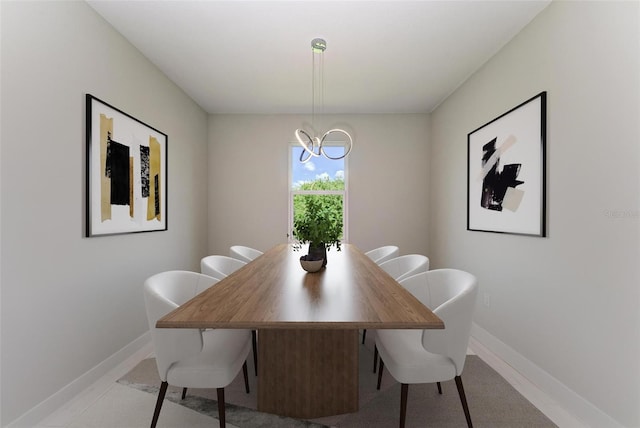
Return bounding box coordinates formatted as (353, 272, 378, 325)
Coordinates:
(307, 241, 328, 267)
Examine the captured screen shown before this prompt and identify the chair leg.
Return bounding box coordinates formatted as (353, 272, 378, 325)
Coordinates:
(455, 375, 473, 428)
(252, 330, 258, 376)
(400, 383, 409, 428)
(437, 382, 442, 394)
(217, 388, 225, 428)
(150, 381, 168, 428)
(181, 387, 187, 400)
(362, 328, 367, 344)
(242, 361, 250, 393)
(373, 344, 379, 373)
(376, 359, 385, 390)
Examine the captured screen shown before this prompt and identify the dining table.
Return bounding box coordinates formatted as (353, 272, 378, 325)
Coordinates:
(156, 243, 443, 419)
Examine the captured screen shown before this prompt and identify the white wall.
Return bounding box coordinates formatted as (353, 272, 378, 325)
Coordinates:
(0, 2, 209, 425)
(429, 1, 639, 426)
(208, 114, 430, 256)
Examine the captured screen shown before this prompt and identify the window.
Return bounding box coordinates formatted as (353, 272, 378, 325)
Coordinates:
(289, 144, 348, 244)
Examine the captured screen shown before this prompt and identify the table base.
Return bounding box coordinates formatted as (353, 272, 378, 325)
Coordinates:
(257, 329, 359, 419)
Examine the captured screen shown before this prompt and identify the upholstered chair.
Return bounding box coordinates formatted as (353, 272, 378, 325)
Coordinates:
(378, 254, 429, 282)
(143, 270, 252, 428)
(200, 255, 247, 281)
(365, 245, 400, 265)
(365, 254, 428, 346)
(229, 245, 263, 263)
(201, 254, 257, 375)
(375, 269, 478, 428)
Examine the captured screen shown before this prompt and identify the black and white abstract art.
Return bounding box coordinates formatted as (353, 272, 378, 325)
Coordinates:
(467, 92, 546, 236)
(86, 94, 168, 237)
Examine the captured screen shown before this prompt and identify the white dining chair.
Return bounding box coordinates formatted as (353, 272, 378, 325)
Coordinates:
(201, 254, 257, 375)
(365, 254, 430, 347)
(201, 255, 247, 281)
(375, 269, 478, 428)
(230, 245, 263, 263)
(378, 254, 429, 282)
(361, 245, 401, 344)
(144, 270, 252, 428)
(365, 245, 399, 265)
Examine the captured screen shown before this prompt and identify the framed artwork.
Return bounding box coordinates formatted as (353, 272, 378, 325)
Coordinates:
(467, 91, 546, 237)
(86, 94, 167, 237)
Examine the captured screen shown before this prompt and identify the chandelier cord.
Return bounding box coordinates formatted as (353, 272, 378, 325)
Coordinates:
(312, 46, 316, 132)
(311, 45, 325, 134)
(319, 47, 324, 131)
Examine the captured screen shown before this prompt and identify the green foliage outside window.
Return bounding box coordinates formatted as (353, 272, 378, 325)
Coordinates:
(292, 177, 344, 250)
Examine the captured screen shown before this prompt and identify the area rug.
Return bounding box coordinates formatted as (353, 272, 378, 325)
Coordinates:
(118, 338, 556, 428)
(117, 357, 326, 428)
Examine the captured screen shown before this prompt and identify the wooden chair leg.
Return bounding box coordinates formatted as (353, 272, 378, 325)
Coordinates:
(455, 375, 473, 428)
(181, 387, 187, 400)
(373, 344, 379, 373)
(217, 388, 225, 428)
(242, 361, 250, 393)
(400, 383, 409, 428)
(362, 329, 367, 344)
(437, 382, 442, 394)
(376, 359, 385, 390)
(252, 330, 258, 376)
(150, 381, 168, 428)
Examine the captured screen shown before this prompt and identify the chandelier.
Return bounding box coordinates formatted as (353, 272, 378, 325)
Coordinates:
(295, 38, 353, 163)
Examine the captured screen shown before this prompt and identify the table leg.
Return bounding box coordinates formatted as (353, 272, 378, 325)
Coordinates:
(257, 329, 358, 419)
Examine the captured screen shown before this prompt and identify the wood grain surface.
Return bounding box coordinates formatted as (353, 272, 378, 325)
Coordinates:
(257, 329, 359, 418)
(157, 243, 443, 330)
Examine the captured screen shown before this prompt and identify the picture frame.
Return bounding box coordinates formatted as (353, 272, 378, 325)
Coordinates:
(467, 91, 546, 237)
(86, 94, 168, 237)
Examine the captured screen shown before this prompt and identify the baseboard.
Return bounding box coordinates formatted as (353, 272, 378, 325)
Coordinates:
(6, 332, 152, 428)
(470, 323, 622, 428)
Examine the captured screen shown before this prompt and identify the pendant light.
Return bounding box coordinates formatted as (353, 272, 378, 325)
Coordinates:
(295, 38, 353, 163)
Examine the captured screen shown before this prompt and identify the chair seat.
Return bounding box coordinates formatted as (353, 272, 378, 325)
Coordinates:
(167, 329, 252, 388)
(376, 329, 456, 384)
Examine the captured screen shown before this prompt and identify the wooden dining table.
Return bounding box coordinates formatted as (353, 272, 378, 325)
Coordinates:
(157, 243, 443, 419)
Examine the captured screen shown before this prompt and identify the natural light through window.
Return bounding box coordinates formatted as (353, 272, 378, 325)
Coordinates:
(289, 144, 348, 245)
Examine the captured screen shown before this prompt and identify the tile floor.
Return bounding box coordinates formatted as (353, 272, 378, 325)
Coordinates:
(34, 338, 585, 428)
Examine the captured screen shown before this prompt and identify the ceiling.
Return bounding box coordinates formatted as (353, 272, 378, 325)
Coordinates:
(87, 1, 551, 115)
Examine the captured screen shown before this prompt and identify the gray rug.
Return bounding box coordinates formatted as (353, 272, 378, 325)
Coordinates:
(119, 336, 556, 428)
(117, 358, 325, 428)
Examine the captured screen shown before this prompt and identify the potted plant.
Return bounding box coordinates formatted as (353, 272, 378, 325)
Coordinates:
(292, 195, 342, 270)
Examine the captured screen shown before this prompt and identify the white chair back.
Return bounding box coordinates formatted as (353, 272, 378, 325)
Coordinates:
(397, 271, 432, 308)
(365, 245, 400, 265)
(201, 255, 246, 280)
(379, 254, 429, 282)
(229, 245, 263, 263)
(143, 271, 219, 381)
(400, 269, 477, 375)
